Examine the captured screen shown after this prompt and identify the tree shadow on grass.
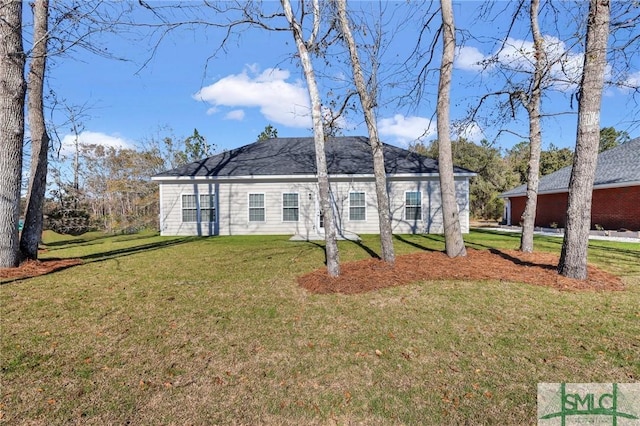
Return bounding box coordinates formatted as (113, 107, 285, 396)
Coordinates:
(470, 228, 522, 238)
(1, 237, 199, 285)
(43, 232, 160, 250)
(587, 243, 640, 258)
(393, 234, 441, 252)
(345, 239, 381, 259)
(294, 238, 382, 265)
(77, 237, 199, 262)
(298, 240, 329, 266)
(43, 234, 113, 248)
(471, 229, 640, 272)
(488, 248, 557, 271)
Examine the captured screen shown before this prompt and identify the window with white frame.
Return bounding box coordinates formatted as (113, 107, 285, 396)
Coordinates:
(248, 193, 265, 222)
(349, 191, 366, 221)
(182, 194, 216, 223)
(405, 191, 422, 221)
(182, 194, 198, 222)
(200, 194, 216, 222)
(282, 193, 299, 222)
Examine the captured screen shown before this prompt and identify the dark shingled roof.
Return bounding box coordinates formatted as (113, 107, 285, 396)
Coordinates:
(154, 136, 474, 178)
(501, 137, 640, 197)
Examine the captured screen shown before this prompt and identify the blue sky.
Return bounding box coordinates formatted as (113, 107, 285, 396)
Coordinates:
(42, 1, 640, 161)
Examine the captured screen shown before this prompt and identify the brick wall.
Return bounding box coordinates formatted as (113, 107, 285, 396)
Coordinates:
(508, 185, 640, 231)
(592, 185, 640, 231)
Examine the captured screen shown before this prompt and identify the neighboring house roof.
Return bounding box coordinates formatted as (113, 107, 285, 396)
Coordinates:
(500, 137, 640, 198)
(153, 136, 475, 179)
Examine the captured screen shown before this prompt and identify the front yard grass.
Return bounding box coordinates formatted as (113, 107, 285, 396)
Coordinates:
(1, 230, 638, 424)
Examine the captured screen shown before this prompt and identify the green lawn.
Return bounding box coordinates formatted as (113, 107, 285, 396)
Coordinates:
(1, 230, 638, 425)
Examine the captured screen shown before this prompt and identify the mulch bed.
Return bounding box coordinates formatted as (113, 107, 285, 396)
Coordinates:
(298, 248, 624, 294)
(0, 259, 83, 282)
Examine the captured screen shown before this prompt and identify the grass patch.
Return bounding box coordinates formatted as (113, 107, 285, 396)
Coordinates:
(1, 231, 638, 424)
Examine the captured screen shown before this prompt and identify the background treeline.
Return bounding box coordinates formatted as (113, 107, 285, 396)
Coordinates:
(410, 126, 628, 221)
(38, 126, 629, 234)
(411, 137, 573, 221)
(42, 129, 214, 235)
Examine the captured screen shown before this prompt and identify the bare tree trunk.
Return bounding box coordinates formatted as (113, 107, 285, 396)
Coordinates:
(437, 0, 466, 258)
(558, 0, 610, 280)
(519, 0, 545, 253)
(21, 0, 51, 260)
(0, 0, 26, 268)
(281, 0, 340, 277)
(73, 133, 80, 192)
(334, 0, 395, 265)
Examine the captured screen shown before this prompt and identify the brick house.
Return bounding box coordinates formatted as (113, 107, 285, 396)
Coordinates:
(500, 137, 640, 231)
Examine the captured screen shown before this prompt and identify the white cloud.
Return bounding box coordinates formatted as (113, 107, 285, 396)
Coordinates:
(194, 66, 312, 128)
(621, 70, 640, 91)
(378, 114, 436, 145)
(224, 109, 245, 121)
(58, 131, 134, 157)
(493, 37, 536, 72)
(540, 36, 585, 90)
(456, 36, 587, 91)
(378, 115, 484, 145)
(455, 46, 486, 71)
(452, 121, 484, 142)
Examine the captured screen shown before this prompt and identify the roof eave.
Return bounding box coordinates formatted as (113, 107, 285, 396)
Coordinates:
(500, 180, 640, 198)
(152, 171, 476, 182)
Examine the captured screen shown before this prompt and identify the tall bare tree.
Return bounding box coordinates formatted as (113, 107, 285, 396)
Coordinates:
(0, 0, 27, 268)
(334, 0, 394, 265)
(558, 0, 610, 280)
(115, 1, 342, 274)
(517, 0, 545, 253)
(281, 0, 340, 276)
(20, 0, 51, 260)
(462, 1, 583, 255)
(437, 0, 466, 258)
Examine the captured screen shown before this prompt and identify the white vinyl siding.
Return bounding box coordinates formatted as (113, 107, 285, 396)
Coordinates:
(282, 193, 299, 222)
(405, 191, 422, 221)
(157, 176, 471, 236)
(248, 193, 265, 222)
(182, 194, 197, 222)
(349, 192, 366, 221)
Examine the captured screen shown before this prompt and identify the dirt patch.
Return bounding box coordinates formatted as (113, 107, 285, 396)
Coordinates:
(0, 258, 83, 282)
(298, 248, 624, 294)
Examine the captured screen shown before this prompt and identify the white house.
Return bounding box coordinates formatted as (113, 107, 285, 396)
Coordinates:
(152, 136, 475, 238)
